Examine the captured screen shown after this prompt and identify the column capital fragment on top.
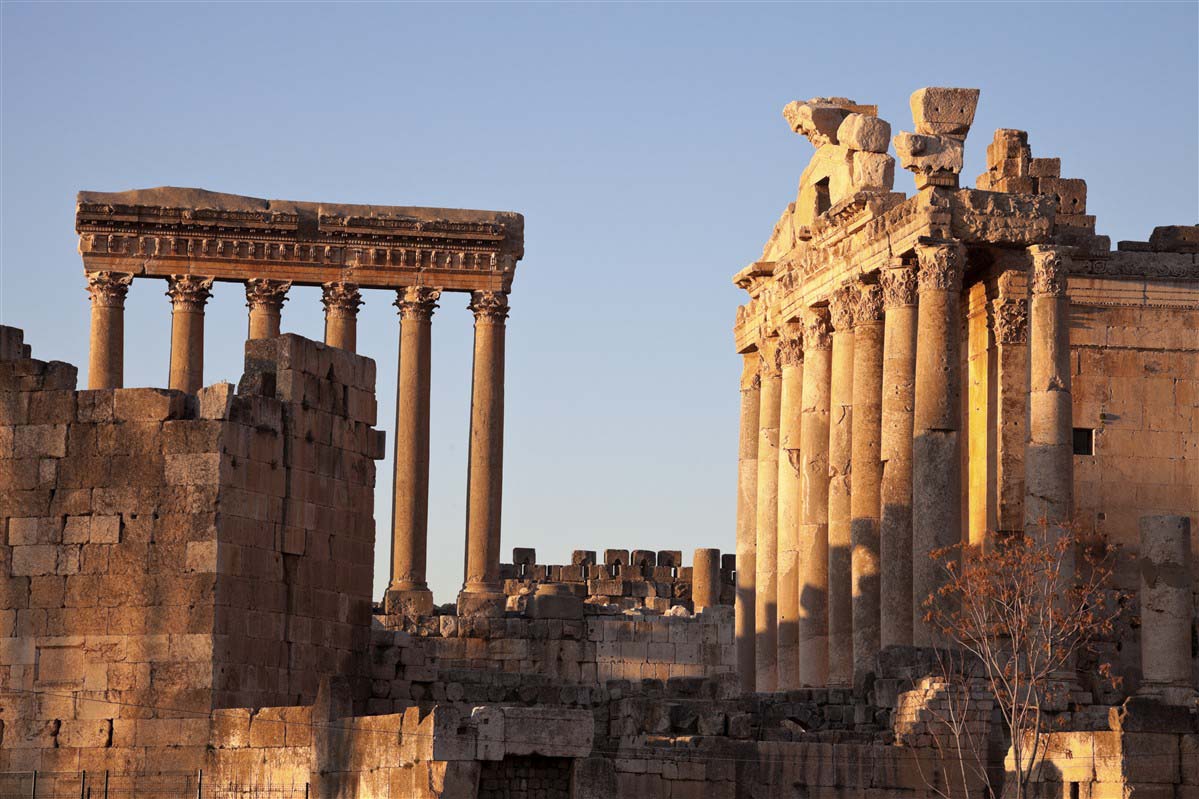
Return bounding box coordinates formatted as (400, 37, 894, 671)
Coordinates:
(468, 290, 510, 323)
(321, 281, 364, 318)
(852, 282, 884, 326)
(757, 334, 782, 379)
(776, 323, 804, 368)
(1029, 244, 1070, 297)
(394, 285, 442, 321)
(880, 260, 918, 309)
(915, 238, 965, 293)
(85, 270, 134, 307)
(803, 306, 833, 351)
(828, 283, 859, 332)
(166, 274, 214, 311)
(740, 351, 762, 392)
(245, 278, 292, 312)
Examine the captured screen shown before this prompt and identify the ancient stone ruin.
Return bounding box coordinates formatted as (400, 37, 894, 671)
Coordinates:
(1, 87, 1197, 798)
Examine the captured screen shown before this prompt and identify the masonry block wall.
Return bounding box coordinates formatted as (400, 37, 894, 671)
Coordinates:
(0, 327, 383, 772)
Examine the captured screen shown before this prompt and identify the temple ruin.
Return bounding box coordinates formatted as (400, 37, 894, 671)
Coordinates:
(1, 87, 1197, 799)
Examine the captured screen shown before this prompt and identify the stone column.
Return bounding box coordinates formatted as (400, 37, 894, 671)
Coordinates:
(85, 271, 134, 390)
(826, 284, 857, 687)
(1138, 515, 1194, 705)
(386, 285, 442, 617)
(754, 336, 782, 692)
(322, 282, 364, 353)
(693, 548, 722, 612)
(1024, 246, 1073, 535)
(166, 275, 214, 394)
(878, 261, 918, 648)
(458, 291, 509, 617)
(911, 239, 965, 647)
(775, 324, 805, 690)
(990, 272, 1029, 539)
(735, 352, 761, 693)
(799, 307, 832, 687)
(850, 282, 884, 683)
(245, 279, 291, 340)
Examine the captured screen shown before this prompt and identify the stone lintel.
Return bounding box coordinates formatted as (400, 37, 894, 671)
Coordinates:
(76, 186, 525, 293)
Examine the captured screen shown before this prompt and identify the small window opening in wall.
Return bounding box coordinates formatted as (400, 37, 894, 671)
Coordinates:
(1070, 783, 1081, 799)
(815, 178, 831, 217)
(1072, 428, 1094, 456)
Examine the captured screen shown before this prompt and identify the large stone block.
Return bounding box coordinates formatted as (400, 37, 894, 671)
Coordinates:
(113, 388, 189, 422)
(909, 87, 980, 136)
(837, 113, 891, 153)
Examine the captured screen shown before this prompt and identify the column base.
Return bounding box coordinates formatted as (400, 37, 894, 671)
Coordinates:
(384, 586, 434, 618)
(1137, 682, 1198, 708)
(456, 590, 508, 618)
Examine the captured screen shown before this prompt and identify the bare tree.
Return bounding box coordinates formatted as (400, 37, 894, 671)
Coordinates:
(916, 521, 1125, 799)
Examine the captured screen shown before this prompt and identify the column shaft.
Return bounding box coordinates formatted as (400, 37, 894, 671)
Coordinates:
(245, 279, 291, 340)
(459, 291, 509, 617)
(991, 273, 1029, 537)
(754, 339, 782, 691)
(86, 272, 133, 390)
(735, 353, 761, 693)
(1025, 246, 1073, 534)
(799, 308, 832, 687)
(878, 263, 918, 648)
(386, 286, 441, 617)
(692, 548, 722, 612)
(827, 286, 856, 687)
(911, 240, 965, 647)
(1138, 515, 1194, 704)
(167, 275, 213, 394)
(850, 283, 883, 683)
(775, 326, 804, 690)
(322, 282, 364, 353)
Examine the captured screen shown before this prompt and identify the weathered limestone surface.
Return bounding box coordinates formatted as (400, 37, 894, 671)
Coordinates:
(849, 283, 883, 684)
(735, 354, 760, 691)
(877, 262, 917, 649)
(826, 286, 856, 687)
(754, 339, 782, 691)
(775, 326, 804, 689)
(1138, 516, 1194, 705)
(798, 308, 832, 687)
(166, 274, 213, 393)
(910, 240, 964, 647)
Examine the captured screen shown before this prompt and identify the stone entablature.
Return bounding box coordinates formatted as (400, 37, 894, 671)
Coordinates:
(76, 187, 524, 293)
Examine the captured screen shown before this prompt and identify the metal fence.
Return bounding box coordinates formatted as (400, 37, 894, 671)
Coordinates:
(0, 771, 311, 799)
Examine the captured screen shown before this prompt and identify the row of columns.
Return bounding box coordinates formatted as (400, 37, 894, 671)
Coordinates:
(735, 241, 1073, 690)
(84, 272, 511, 617)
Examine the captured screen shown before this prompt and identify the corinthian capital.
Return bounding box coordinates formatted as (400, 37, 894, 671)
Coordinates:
(828, 283, 859, 332)
(880, 262, 918, 309)
(853, 283, 884, 325)
(321, 282, 364, 318)
(166, 275, 214, 311)
(395, 285, 442, 321)
(468, 290, 509, 323)
(245, 279, 292, 312)
(915, 239, 965, 293)
(757, 336, 782, 379)
(990, 298, 1028, 345)
(85, 271, 134, 307)
(777, 324, 804, 368)
(1029, 245, 1068, 296)
(803, 307, 832, 350)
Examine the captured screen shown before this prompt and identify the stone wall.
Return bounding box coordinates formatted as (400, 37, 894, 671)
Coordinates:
(0, 328, 383, 773)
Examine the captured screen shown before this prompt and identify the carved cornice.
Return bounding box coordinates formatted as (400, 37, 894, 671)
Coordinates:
(245, 279, 292, 313)
(915, 239, 965, 293)
(803, 307, 833, 350)
(321, 281, 364, 319)
(880, 263, 918, 308)
(853, 283, 884, 325)
(395, 286, 442, 322)
(740, 352, 762, 392)
(777, 326, 805, 368)
(828, 284, 859, 332)
(166, 274, 214, 311)
(85, 271, 134, 307)
(1029, 245, 1068, 297)
(990, 298, 1028, 345)
(468, 290, 510, 323)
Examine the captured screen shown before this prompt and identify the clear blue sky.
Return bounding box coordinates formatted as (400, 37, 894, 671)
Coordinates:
(2, 2, 1196, 603)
